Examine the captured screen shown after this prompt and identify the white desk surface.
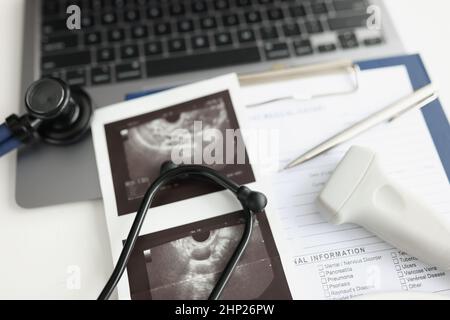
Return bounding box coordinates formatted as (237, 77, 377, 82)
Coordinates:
(0, 0, 449, 299)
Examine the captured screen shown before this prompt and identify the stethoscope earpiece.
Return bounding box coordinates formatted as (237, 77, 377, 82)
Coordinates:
(237, 186, 268, 213)
(160, 160, 179, 174)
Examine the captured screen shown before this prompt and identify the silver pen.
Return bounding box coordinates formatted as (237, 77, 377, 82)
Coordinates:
(283, 84, 439, 170)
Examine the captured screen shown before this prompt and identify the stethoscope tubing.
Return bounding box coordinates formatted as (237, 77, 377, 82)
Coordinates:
(98, 165, 255, 300)
(0, 124, 21, 157)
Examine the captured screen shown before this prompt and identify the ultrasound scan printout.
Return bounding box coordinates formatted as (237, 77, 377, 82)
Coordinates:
(91, 75, 293, 299)
(104, 91, 255, 216)
(126, 211, 292, 300)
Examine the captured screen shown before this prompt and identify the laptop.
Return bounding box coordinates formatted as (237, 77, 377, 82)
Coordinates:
(18, 0, 404, 208)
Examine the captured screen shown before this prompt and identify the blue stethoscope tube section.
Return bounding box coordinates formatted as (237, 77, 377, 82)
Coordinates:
(0, 124, 12, 143)
(0, 123, 21, 157)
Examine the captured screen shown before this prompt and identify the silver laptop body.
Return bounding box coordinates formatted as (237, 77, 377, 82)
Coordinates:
(18, 0, 404, 208)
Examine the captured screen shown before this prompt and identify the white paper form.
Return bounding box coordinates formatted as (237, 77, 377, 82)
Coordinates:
(241, 65, 450, 299)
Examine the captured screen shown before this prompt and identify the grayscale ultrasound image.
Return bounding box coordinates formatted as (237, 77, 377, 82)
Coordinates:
(126, 211, 292, 300)
(143, 219, 270, 300)
(122, 97, 229, 200)
(104, 91, 255, 216)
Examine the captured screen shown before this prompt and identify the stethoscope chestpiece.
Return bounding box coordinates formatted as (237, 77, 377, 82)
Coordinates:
(24, 77, 93, 145)
(25, 77, 71, 119)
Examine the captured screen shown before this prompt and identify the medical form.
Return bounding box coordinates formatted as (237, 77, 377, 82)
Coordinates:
(241, 65, 450, 299)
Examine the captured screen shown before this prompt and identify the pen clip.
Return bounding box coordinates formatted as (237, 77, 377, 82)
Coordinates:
(388, 91, 439, 122)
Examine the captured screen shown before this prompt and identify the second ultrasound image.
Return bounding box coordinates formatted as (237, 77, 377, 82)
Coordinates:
(126, 211, 292, 300)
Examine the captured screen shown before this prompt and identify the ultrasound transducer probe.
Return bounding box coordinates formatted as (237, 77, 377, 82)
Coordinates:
(317, 146, 450, 271)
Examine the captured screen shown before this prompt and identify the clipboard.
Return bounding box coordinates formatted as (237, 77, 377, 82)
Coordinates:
(126, 54, 450, 182)
(238, 54, 450, 182)
(357, 55, 450, 183)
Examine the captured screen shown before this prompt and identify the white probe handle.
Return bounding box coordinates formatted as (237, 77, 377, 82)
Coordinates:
(336, 156, 450, 270)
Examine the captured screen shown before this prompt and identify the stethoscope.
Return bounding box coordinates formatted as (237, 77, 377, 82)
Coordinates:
(0, 77, 268, 300)
(0, 77, 92, 155)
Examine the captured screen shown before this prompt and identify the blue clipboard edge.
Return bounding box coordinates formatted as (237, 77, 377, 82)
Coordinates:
(357, 54, 450, 183)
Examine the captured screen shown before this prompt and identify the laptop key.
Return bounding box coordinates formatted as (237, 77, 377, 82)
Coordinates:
(124, 9, 140, 22)
(260, 26, 278, 40)
(97, 47, 116, 62)
(293, 39, 313, 56)
(245, 11, 262, 24)
(42, 51, 91, 70)
(131, 25, 148, 39)
(192, 1, 208, 13)
(133, 0, 148, 6)
(84, 31, 102, 45)
(238, 29, 256, 43)
(264, 42, 290, 60)
(191, 35, 210, 50)
(168, 38, 187, 53)
(338, 32, 359, 48)
(66, 69, 86, 86)
(101, 12, 118, 25)
(236, 0, 252, 7)
(318, 43, 337, 52)
(305, 20, 323, 33)
(91, 0, 105, 10)
(311, 2, 328, 15)
(154, 22, 172, 35)
(81, 15, 95, 29)
(42, 70, 63, 81)
(283, 23, 301, 37)
(120, 44, 139, 59)
(267, 8, 284, 20)
(169, 3, 185, 16)
(214, 0, 230, 10)
(111, 0, 125, 8)
(200, 17, 217, 29)
(214, 32, 233, 46)
(290, 5, 306, 18)
(116, 61, 142, 82)
(42, 34, 78, 52)
(333, 0, 368, 12)
(177, 20, 194, 33)
(42, 0, 60, 16)
(328, 14, 369, 30)
(364, 37, 383, 46)
(42, 18, 68, 35)
(91, 65, 112, 85)
(147, 6, 163, 19)
(146, 47, 261, 77)
(223, 14, 240, 27)
(145, 41, 163, 56)
(108, 29, 125, 42)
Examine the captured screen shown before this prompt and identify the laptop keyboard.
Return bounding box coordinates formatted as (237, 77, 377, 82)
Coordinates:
(41, 0, 384, 87)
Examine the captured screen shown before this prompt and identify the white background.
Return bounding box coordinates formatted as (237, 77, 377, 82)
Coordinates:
(0, 0, 448, 299)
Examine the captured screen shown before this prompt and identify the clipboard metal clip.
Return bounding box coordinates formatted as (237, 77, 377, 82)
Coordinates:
(239, 60, 361, 108)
